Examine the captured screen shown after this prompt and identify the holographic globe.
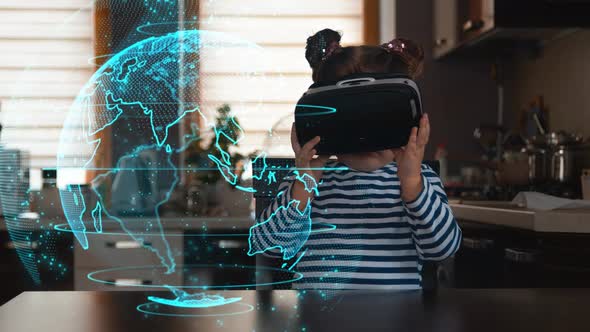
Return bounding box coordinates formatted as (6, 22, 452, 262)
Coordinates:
(57, 30, 267, 273)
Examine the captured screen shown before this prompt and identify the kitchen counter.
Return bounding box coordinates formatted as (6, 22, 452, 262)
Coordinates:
(2, 289, 590, 331)
(450, 200, 590, 233)
(0, 215, 255, 232)
(4, 203, 590, 234)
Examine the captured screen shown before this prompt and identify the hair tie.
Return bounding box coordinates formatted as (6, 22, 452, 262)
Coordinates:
(382, 38, 411, 56)
(322, 40, 341, 60)
(305, 29, 342, 69)
(381, 37, 425, 78)
(382, 38, 405, 53)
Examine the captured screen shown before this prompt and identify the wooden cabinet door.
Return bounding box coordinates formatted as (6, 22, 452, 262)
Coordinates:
(458, 0, 495, 43)
(433, 0, 458, 58)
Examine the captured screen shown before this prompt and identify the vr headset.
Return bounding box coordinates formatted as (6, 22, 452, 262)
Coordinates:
(294, 73, 423, 154)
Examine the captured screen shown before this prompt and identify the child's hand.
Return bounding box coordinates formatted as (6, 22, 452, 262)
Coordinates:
(291, 123, 329, 184)
(395, 114, 430, 202)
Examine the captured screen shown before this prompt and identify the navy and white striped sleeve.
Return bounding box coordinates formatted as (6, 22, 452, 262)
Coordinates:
(403, 165, 462, 261)
(248, 176, 312, 256)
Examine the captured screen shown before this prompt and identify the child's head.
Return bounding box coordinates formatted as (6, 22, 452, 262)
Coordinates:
(305, 28, 424, 83)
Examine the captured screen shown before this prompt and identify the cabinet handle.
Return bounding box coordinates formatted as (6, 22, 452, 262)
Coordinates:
(462, 237, 494, 250)
(505, 248, 538, 263)
(435, 38, 447, 47)
(4, 241, 39, 250)
(462, 19, 485, 33)
(105, 241, 151, 249)
(218, 240, 246, 249)
(106, 278, 153, 286)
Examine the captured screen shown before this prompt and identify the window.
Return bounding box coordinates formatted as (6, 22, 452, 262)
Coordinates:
(198, 0, 365, 157)
(0, 0, 94, 188)
(0, 0, 387, 187)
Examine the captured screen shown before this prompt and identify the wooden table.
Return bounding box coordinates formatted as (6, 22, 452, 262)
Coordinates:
(1, 289, 590, 331)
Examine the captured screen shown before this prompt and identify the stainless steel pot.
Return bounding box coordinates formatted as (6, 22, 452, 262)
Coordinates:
(551, 145, 576, 183)
(546, 131, 583, 147)
(524, 131, 585, 183)
(525, 146, 549, 183)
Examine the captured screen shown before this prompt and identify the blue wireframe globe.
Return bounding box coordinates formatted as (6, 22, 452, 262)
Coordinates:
(57, 30, 266, 273)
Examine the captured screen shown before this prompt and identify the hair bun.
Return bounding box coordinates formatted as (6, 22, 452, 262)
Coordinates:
(382, 38, 424, 78)
(305, 28, 342, 69)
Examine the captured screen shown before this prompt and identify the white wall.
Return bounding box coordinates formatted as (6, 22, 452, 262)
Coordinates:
(506, 30, 590, 137)
(379, 0, 396, 43)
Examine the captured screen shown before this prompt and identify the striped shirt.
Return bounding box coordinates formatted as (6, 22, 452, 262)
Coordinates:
(249, 161, 462, 290)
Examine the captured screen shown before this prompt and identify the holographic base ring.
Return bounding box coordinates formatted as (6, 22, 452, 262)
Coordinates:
(147, 294, 242, 308)
(87, 264, 303, 289)
(54, 222, 337, 237)
(136, 301, 254, 318)
(136, 21, 199, 36)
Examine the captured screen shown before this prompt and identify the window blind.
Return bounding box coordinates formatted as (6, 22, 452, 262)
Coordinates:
(198, 0, 364, 157)
(0, 0, 94, 188)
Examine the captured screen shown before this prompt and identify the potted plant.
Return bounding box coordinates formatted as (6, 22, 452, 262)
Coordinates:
(184, 104, 250, 216)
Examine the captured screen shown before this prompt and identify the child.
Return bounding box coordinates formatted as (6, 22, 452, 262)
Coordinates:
(249, 29, 461, 290)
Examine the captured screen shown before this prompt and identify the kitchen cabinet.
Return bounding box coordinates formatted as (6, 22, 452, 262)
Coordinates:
(0, 230, 72, 305)
(184, 229, 255, 289)
(73, 231, 184, 291)
(447, 202, 590, 288)
(537, 233, 590, 287)
(447, 219, 590, 288)
(433, 0, 459, 58)
(457, 0, 495, 45)
(451, 222, 505, 288)
(433, 0, 590, 59)
(71, 218, 256, 291)
(0, 215, 256, 294)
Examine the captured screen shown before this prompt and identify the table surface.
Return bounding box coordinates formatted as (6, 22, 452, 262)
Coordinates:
(1, 289, 590, 332)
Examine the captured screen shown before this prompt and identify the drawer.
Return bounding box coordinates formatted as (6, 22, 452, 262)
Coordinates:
(74, 232, 183, 268)
(74, 267, 183, 291)
(1, 230, 43, 266)
(1, 230, 73, 288)
(184, 233, 254, 265)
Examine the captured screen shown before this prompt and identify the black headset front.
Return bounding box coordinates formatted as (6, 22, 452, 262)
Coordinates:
(294, 73, 423, 154)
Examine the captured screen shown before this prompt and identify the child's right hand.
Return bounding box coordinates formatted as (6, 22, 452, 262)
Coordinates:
(290, 123, 329, 185)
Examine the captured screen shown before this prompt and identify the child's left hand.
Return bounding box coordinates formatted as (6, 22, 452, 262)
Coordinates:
(393, 114, 430, 202)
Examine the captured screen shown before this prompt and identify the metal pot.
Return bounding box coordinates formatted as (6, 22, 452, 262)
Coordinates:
(525, 145, 549, 183)
(550, 145, 576, 183)
(546, 131, 583, 147)
(524, 131, 584, 183)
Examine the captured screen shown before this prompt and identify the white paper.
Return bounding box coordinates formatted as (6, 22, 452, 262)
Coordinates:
(512, 191, 590, 211)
